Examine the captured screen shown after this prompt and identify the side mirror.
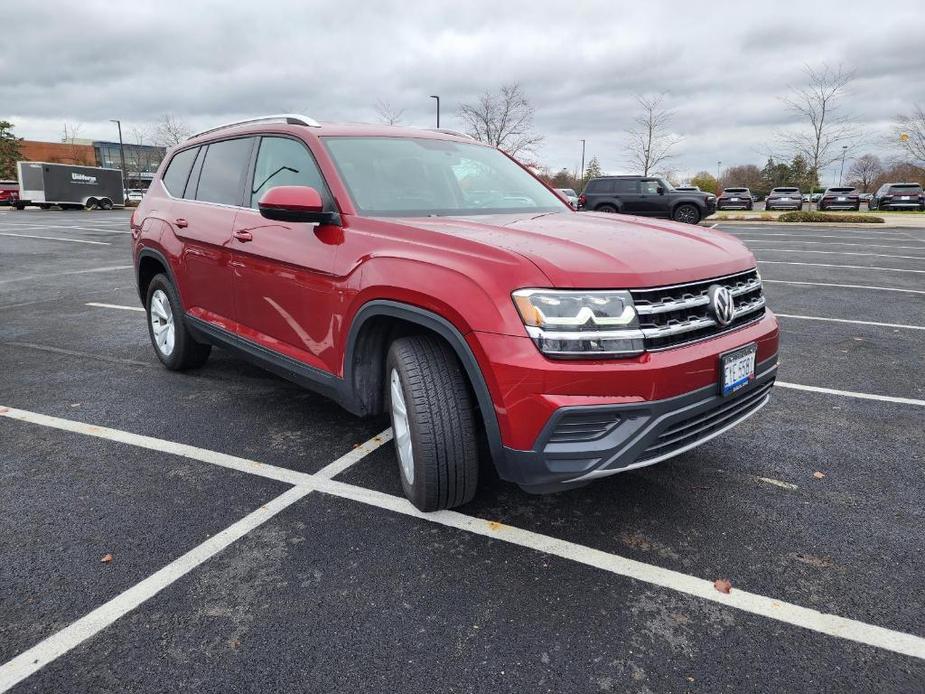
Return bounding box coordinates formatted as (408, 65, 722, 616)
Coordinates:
(656, 186, 665, 195)
(258, 186, 334, 224)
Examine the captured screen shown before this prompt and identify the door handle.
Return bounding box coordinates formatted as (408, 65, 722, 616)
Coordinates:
(233, 230, 253, 243)
(175, 218, 188, 229)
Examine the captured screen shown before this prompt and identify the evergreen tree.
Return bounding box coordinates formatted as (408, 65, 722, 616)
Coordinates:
(581, 156, 603, 187)
(0, 121, 23, 180)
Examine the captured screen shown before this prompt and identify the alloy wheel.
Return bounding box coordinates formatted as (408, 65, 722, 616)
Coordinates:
(149, 289, 175, 356)
(390, 368, 414, 484)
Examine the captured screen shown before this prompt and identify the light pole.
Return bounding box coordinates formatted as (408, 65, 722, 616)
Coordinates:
(579, 139, 586, 182)
(110, 119, 127, 189)
(716, 160, 722, 183)
(838, 145, 848, 185)
(429, 95, 440, 129)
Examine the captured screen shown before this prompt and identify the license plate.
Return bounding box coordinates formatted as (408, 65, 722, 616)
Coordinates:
(901, 196, 910, 200)
(720, 343, 757, 396)
(781, 197, 790, 201)
(838, 197, 846, 201)
(731, 197, 739, 201)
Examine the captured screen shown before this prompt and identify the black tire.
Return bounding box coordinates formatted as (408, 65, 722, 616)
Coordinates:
(595, 204, 618, 213)
(386, 335, 479, 512)
(145, 273, 211, 370)
(85, 198, 98, 210)
(672, 203, 701, 224)
(13, 202, 24, 211)
(99, 198, 113, 210)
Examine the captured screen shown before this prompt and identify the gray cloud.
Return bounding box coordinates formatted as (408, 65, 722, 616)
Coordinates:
(2, 0, 922, 182)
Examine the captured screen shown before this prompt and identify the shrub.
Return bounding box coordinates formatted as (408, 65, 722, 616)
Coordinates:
(777, 211, 884, 223)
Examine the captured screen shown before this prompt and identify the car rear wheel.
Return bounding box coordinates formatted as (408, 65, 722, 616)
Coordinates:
(145, 274, 211, 370)
(672, 203, 700, 224)
(595, 204, 618, 213)
(386, 335, 479, 512)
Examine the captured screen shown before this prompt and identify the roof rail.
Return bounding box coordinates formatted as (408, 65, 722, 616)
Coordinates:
(188, 114, 322, 140)
(429, 128, 476, 140)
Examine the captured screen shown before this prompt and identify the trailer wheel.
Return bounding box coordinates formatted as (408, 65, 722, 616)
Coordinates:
(39, 204, 51, 210)
(14, 202, 25, 211)
(99, 198, 113, 210)
(85, 198, 99, 210)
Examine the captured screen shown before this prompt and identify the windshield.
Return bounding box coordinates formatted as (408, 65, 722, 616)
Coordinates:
(828, 187, 855, 193)
(724, 188, 748, 193)
(772, 188, 799, 193)
(889, 184, 922, 192)
(322, 136, 567, 216)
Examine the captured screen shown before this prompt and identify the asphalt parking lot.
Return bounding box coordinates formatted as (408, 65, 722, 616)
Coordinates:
(1, 208, 923, 693)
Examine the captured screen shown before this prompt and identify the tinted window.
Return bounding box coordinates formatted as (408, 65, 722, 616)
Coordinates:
(724, 188, 748, 193)
(250, 137, 329, 208)
(587, 179, 613, 194)
(613, 179, 638, 193)
(640, 179, 660, 195)
(195, 138, 255, 206)
(183, 147, 206, 199)
(161, 147, 198, 196)
(889, 184, 923, 193)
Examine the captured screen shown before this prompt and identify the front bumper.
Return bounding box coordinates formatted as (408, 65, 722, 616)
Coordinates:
(497, 356, 777, 491)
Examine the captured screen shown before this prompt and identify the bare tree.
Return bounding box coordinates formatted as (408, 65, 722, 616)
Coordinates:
(778, 64, 856, 189)
(846, 154, 883, 192)
(458, 83, 543, 158)
(153, 114, 192, 147)
(893, 104, 925, 164)
(374, 99, 405, 126)
(625, 94, 682, 176)
(128, 126, 164, 178)
(61, 122, 93, 165)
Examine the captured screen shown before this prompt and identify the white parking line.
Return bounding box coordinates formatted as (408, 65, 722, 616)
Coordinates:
(755, 248, 925, 261)
(86, 302, 145, 312)
(0, 265, 132, 285)
(0, 232, 109, 245)
(742, 239, 925, 252)
(0, 404, 923, 678)
(759, 260, 925, 274)
(0, 223, 130, 234)
(775, 314, 925, 331)
(776, 382, 925, 406)
(762, 279, 925, 295)
(732, 232, 916, 242)
(0, 484, 314, 693)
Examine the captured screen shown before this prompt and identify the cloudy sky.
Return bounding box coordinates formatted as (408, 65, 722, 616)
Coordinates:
(2, 0, 921, 183)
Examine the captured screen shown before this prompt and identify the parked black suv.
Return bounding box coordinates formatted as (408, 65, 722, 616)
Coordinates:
(868, 182, 925, 211)
(578, 176, 716, 224)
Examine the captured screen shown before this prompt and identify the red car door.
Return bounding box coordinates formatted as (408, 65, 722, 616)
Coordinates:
(229, 135, 342, 374)
(169, 138, 256, 331)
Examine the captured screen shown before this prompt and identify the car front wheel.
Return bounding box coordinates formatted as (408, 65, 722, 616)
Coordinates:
(672, 204, 701, 224)
(386, 335, 479, 512)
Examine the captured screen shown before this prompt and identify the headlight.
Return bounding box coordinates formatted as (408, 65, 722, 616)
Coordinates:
(512, 289, 644, 358)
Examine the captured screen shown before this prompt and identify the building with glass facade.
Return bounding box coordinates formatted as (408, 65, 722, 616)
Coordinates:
(93, 141, 167, 189)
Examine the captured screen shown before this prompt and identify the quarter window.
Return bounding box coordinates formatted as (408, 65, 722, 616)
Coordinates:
(195, 138, 255, 206)
(161, 147, 198, 197)
(250, 137, 329, 208)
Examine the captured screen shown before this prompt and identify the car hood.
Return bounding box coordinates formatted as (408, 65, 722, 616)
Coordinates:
(396, 211, 755, 288)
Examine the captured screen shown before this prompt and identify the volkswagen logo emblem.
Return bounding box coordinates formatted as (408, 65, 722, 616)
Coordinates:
(708, 285, 735, 326)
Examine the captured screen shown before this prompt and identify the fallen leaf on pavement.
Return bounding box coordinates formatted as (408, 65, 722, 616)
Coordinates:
(714, 578, 732, 594)
(100, 554, 113, 563)
(813, 471, 826, 479)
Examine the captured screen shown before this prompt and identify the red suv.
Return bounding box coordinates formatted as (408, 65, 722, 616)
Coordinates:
(132, 115, 778, 511)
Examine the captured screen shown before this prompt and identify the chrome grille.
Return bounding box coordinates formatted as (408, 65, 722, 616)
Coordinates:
(630, 269, 766, 350)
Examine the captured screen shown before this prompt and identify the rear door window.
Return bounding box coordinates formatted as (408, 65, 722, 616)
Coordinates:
(587, 179, 614, 194)
(195, 138, 256, 206)
(161, 147, 198, 197)
(249, 137, 330, 208)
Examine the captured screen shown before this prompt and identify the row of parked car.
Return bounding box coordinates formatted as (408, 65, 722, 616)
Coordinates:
(557, 177, 924, 222)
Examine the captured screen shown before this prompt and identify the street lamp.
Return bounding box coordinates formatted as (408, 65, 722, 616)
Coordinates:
(579, 139, 586, 181)
(716, 160, 722, 182)
(838, 145, 848, 185)
(429, 95, 440, 129)
(110, 119, 127, 188)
